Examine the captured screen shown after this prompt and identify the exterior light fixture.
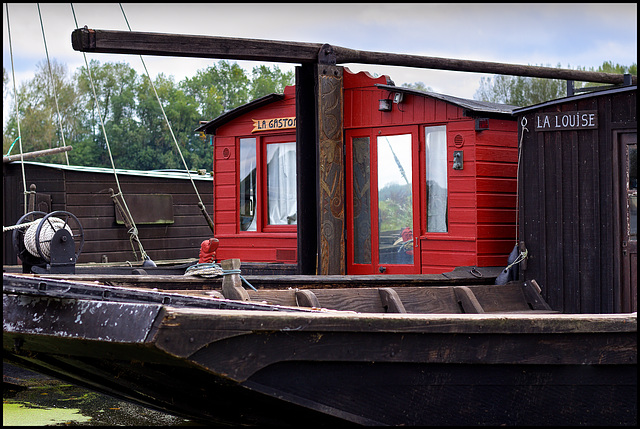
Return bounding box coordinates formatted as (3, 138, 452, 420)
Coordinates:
(453, 150, 464, 170)
(379, 98, 392, 112)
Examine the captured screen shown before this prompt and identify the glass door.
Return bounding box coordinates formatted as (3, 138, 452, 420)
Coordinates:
(619, 132, 637, 312)
(347, 127, 420, 274)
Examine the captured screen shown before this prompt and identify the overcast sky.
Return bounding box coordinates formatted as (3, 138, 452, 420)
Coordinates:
(3, 2, 637, 124)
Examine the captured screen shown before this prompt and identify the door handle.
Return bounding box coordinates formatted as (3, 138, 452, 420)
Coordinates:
(379, 266, 386, 273)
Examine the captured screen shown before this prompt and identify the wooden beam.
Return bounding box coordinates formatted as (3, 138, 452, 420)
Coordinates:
(71, 28, 322, 64)
(3, 146, 72, 163)
(72, 28, 636, 84)
(331, 46, 637, 85)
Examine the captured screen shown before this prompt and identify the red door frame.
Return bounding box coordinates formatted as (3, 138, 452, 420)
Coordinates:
(346, 125, 421, 274)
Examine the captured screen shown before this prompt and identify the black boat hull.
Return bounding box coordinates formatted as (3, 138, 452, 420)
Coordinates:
(3, 291, 636, 426)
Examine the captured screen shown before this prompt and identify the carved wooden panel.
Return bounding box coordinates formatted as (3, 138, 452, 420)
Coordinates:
(317, 65, 344, 275)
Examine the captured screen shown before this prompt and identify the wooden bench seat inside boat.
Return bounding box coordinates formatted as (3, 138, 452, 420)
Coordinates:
(157, 260, 557, 314)
(233, 280, 557, 314)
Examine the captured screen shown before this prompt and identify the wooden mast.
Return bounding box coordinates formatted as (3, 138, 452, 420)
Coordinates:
(71, 28, 636, 85)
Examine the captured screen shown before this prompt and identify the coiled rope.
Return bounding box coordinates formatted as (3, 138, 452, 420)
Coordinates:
(3, 219, 40, 233)
(184, 263, 258, 291)
(23, 217, 72, 261)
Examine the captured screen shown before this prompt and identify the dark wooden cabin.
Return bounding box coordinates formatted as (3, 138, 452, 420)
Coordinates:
(197, 68, 520, 275)
(513, 85, 637, 313)
(3, 161, 214, 265)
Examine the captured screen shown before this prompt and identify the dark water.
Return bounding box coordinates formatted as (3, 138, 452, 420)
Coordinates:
(3, 363, 200, 426)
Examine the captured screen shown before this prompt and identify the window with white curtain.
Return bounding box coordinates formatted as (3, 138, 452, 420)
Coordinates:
(267, 142, 297, 225)
(424, 126, 448, 232)
(239, 138, 257, 231)
(239, 136, 297, 232)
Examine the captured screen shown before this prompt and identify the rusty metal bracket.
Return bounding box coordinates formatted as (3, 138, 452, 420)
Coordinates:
(318, 43, 336, 65)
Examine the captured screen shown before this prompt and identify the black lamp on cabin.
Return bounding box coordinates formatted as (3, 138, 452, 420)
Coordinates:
(379, 97, 393, 112)
(380, 92, 404, 112)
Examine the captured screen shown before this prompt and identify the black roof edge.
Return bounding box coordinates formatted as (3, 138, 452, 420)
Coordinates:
(195, 92, 285, 135)
(512, 84, 637, 115)
(375, 84, 519, 115)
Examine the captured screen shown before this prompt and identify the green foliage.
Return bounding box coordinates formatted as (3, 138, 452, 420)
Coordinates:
(4, 59, 82, 164)
(401, 82, 433, 92)
(474, 61, 637, 107)
(3, 59, 292, 171)
(250, 64, 294, 99)
(579, 61, 637, 88)
(378, 183, 413, 233)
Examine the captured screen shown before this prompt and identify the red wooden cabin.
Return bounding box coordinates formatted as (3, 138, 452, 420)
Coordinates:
(198, 69, 519, 275)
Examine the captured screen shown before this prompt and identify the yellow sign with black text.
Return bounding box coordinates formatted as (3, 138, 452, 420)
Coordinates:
(252, 117, 296, 133)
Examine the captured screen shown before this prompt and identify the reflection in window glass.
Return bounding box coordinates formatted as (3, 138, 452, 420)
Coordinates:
(239, 138, 257, 231)
(352, 137, 371, 264)
(377, 134, 413, 265)
(425, 126, 448, 232)
(629, 145, 637, 240)
(267, 142, 297, 225)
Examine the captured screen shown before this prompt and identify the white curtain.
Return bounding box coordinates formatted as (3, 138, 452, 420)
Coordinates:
(425, 126, 448, 232)
(267, 142, 297, 225)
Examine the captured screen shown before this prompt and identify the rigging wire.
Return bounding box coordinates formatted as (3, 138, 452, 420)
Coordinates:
(5, 4, 28, 215)
(70, 3, 153, 264)
(37, 3, 70, 165)
(118, 3, 212, 231)
(516, 117, 528, 245)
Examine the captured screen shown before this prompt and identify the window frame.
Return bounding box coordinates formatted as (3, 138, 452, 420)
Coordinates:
(237, 133, 297, 234)
(421, 123, 449, 235)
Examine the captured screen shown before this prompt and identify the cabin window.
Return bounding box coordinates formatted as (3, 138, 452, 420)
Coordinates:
(239, 137, 257, 231)
(266, 142, 297, 225)
(424, 125, 448, 232)
(239, 136, 297, 232)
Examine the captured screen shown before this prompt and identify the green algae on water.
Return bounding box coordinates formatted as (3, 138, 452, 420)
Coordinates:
(3, 402, 92, 426)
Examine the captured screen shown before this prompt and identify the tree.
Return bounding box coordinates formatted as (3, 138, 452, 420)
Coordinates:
(474, 61, 637, 107)
(3, 67, 8, 102)
(74, 60, 141, 167)
(474, 63, 567, 107)
(250, 64, 294, 99)
(3, 59, 81, 164)
(401, 82, 433, 92)
(181, 60, 251, 121)
(579, 61, 637, 88)
(137, 73, 208, 171)
(3, 58, 297, 171)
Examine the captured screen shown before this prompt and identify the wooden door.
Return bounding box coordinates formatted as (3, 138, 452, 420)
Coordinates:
(619, 131, 637, 312)
(346, 126, 420, 274)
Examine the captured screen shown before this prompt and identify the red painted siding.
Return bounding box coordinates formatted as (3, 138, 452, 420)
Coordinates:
(342, 69, 518, 273)
(212, 86, 297, 263)
(210, 69, 519, 273)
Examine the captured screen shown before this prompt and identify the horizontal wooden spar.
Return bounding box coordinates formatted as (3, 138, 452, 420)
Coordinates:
(3, 145, 72, 163)
(71, 28, 636, 85)
(72, 28, 323, 63)
(331, 46, 637, 85)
